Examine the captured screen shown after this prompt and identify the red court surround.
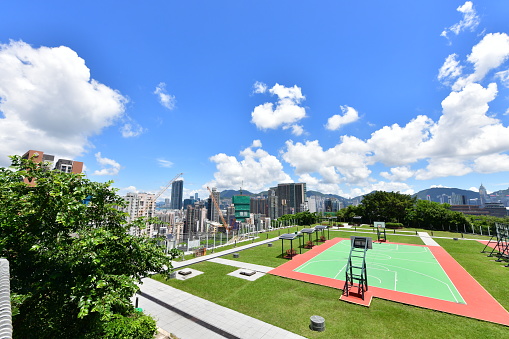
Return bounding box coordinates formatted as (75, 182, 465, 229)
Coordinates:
(268, 238, 509, 326)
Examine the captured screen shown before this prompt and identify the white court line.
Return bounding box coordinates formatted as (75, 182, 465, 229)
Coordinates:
(367, 262, 462, 303)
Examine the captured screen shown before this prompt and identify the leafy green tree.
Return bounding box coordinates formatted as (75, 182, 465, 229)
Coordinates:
(359, 191, 415, 224)
(0, 156, 171, 338)
(406, 200, 469, 231)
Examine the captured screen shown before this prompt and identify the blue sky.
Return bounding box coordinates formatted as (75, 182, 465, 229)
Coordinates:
(1, 1, 509, 200)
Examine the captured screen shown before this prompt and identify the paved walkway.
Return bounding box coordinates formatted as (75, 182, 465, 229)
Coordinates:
(209, 258, 273, 273)
(137, 278, 306, 339)
(417, 231, 441, 246)
(173, 237, 278, 269)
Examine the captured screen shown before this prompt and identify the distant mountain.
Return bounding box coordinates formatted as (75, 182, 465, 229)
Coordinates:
(219, 190, 256, 199)
(218, 186, 502, 205)
(413, 187, 479, 203)
(306, 190, 350, 202)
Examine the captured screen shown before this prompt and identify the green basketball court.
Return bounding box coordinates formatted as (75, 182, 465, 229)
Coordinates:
(293, 240, 465, 303)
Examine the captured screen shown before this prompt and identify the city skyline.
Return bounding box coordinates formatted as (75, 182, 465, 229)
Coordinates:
(1, 1, 509, 200)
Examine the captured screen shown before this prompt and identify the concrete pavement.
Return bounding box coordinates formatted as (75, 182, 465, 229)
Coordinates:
(137, 278, 306, 339)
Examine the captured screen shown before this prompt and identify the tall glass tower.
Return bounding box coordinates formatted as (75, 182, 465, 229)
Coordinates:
(170, 180, 184, 210)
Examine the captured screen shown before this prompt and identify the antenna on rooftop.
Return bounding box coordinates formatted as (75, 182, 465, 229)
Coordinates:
(240, 180, 244, 195)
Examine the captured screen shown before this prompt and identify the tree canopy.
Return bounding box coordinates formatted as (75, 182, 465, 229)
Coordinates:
(358, 191, 416, 223)
(0, 156, 171, 338)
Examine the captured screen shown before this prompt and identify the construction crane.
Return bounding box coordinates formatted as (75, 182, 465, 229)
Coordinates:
(154, 172, 183, 201)
(137, 172, 183, 218)
(207, 186, 229, 232)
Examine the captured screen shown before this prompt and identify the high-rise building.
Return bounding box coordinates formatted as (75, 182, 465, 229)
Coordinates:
(479, 184, 489, 207)
(271, 183, 307, 216)
(268, 189, 279, 220)
(250, 196, 268, 216)
(170, 180, 184, 210)
(208, 187, 221, 223)
(122, 192, 156, 236)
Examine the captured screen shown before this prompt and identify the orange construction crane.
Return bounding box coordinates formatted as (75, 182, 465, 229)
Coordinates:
(207, 186, 229, 232)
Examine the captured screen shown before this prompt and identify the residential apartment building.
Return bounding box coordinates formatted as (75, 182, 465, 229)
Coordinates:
(270, 183, 307, 217)
(122, 192, 156, 236)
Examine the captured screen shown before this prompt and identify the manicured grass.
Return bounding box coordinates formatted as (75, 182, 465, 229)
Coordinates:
(154, 234, 509, 337)
(436, 238, 509, 309)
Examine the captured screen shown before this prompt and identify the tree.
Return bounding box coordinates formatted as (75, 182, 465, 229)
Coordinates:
(359, 191, 415, 224)
(0, 156, 171, 338)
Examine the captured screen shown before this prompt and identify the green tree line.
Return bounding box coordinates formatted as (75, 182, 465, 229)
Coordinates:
(279, 191, 509, 234)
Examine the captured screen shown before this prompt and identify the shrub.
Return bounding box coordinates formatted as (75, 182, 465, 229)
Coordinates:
(94, 312, 157, 339)
(385, 222, 404, 229)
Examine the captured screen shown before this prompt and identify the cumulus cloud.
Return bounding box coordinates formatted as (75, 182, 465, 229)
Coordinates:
(380, 167, 415, 182)
(415, 158, 472, 180)
(0, 40, 127, 166)
(251, 83, 307, 131)
(154, 82, 176, 110)
(473, 153, 509, 173)
(453, 33, 509, 90)
(282, 124, 304, 136)
(325, 105, 359, 130)
(441, 1, 479, 39)
(207, 140, 292, 191)
(93, 152, 121, 176)
(281, 80, 509, 189)
(282, 138, 372, 186)
(368, 115, 433, 166)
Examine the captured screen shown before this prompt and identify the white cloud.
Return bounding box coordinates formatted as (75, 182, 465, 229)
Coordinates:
(0, 40, 127, 166)
(431, 185, 450, 188)
(415, 158, 472, 180)
(251, 83, 307, 131)
(114, 185, 139, 196)
(438, 54, 463, 85)
(251, 139, 262, 148)
(93, 152, 121, 176)
(207, 141, 292, 191)
(157, 159, 173, 168)
(253, 81, 267, 94)
(283, 124, 305, 136)
(441, 1, 480, 39)
(120, 119, 144, 137)
(473, 153, 509, 173)
(496, 69, 509, 88)
(380, 167, 415, 182)
(325, 105, 359, 130)
(453, 33, 509, 90)
(283, 138, 372, 186)
(154, 82, 176, 110)
(368, 115, 433, 166)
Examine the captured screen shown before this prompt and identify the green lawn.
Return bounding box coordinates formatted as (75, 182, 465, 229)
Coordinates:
(154, 231, 509, 338)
